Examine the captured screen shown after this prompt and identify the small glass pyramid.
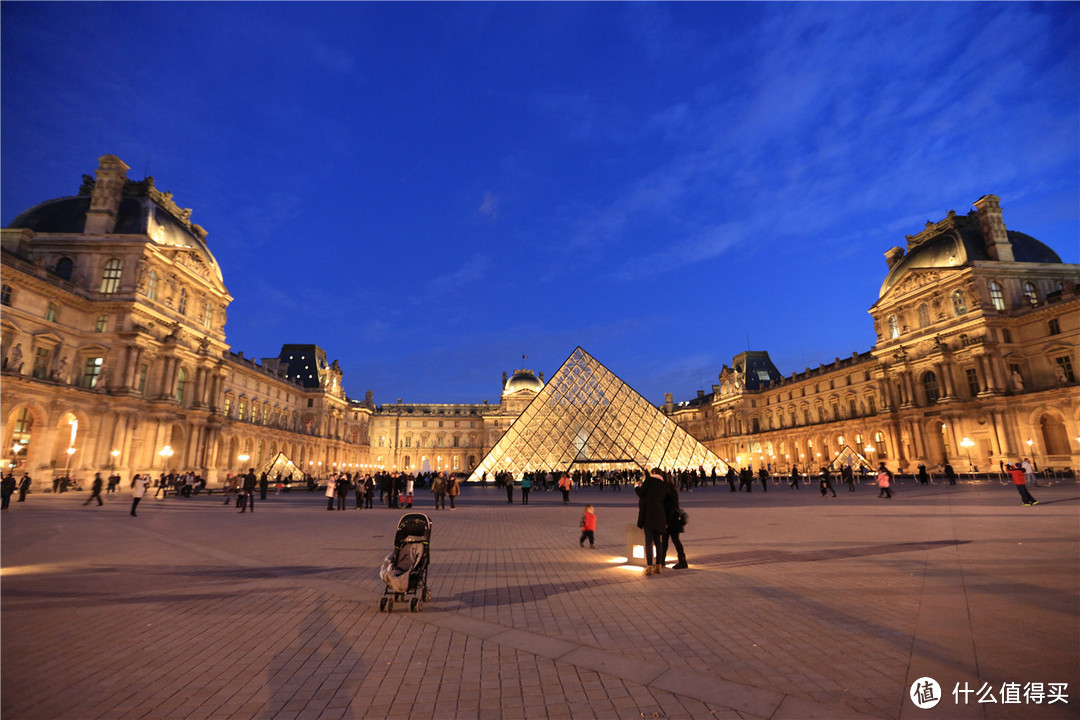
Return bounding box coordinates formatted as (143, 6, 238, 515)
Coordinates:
(468, 347, 728, 480)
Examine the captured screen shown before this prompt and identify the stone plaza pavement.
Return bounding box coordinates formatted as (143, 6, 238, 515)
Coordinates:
(2, 477, 1078, 720)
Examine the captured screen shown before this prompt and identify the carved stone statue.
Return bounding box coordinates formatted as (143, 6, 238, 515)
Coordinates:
(1011, 370, 1024, 390)
(54, 356, 69, 382)
(7, 343, 23, 373)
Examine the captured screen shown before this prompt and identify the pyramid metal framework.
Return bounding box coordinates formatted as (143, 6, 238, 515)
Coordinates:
(468, 347, 728, 481)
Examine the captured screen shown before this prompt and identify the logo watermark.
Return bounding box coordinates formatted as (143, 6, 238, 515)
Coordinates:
(910, 678, 1069, 709)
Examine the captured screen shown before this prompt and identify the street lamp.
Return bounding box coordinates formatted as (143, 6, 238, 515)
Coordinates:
(110, 449, 120, 470)
(159, 445, 174, 473)
(1025, 439, 1038, 471)
(959, 437, 975, 472)
(65, 446, 76, 478)
(238, 453, 250, 468)
(11, 442, 24, 471)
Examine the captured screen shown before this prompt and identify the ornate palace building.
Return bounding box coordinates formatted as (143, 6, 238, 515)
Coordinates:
(2, 156, 1077, 489)
(663, 196, 1079, 474)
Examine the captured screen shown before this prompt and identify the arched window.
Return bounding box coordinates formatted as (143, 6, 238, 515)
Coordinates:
(55, 257, 74, 281)
(988, 281, 1005, 311)
(922, 371, 939, 404)
(874, 431, 888, 458)
(1022, 281, 1038, 307)
(146, 270, 158, 300)
(100, 259, 122, 294)
(888, 315, 900, 339)
(917, 303, 930, 328)
(951, 290, 967, 316)
(176, 367, 187, 404)
(178, 287, 187, 315)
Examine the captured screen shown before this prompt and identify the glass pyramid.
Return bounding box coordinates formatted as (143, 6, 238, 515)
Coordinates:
(468, 347, 728, 480)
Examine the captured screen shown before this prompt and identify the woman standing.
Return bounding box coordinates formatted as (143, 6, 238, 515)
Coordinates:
(130, 474, 149, 517)
(325, 475, 337, 511)
(661, 471, 688, 569)
(447, 474, 460, 510)
(520, 474, 532, 505)
(635, 468, 671, 576)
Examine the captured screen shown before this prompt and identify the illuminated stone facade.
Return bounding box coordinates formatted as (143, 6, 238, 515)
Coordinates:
(1, 156, 372, 488)
(664, 196, 1080, 473)
(3, 158, 1076, 487)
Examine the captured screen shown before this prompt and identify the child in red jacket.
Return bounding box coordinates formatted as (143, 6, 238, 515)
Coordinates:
(579, 505, 597, 548)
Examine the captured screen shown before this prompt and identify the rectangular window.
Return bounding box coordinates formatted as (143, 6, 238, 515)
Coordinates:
(138, 364, 148, 394)
(1048, 318, 1061, 336)
(1056, 355, 1076, 383)
(1, 284, 12, 305)
(203, 301, 213, 330)
(405, 437, 412, 447)
(966, 368, 980, 397)
(94, 315, 108, 332)
(100, 260, 122, 295)
(32, 347, 51, 379)
(307, 399, 313, 408)
(867, 396, 876, 414)
(82, 357, 103, 388)
(849, 399, 857, 417)
(1002, 328, 1012, 344)
(224, 396, 233, 417)
(238, 400, 246, 420)
(45, 302, 58, 322)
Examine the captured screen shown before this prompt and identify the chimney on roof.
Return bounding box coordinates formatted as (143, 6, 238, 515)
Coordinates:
(84, 155, 129, 234)
(884, 246, 905, 270)
(973, 194, 1014, 262)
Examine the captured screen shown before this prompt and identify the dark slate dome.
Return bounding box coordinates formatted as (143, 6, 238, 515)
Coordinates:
(8, 180, 224, 284)
(879, 216, 1062, 298)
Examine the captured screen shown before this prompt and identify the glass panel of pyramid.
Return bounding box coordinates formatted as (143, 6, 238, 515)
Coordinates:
(468, 347, 728, 481)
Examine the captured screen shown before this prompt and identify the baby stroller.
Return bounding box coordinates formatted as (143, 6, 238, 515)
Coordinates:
(378, 513, 432, 612)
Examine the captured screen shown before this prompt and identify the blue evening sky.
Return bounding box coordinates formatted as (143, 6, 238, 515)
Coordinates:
(3, 2, 1078, 405)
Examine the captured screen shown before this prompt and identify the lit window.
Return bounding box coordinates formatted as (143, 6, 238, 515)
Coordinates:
(82, 357, 103, 388)
(178, 288, 187, 315)
(874, 431, 888, 458)
(951, 290, 967, 316)
(988, 281, 1005, 311)
(94, 315, 108, 332)
(1022, 282, 1038, 307)
(147, 270, 158, 300)
(32, 347, 51, 379)
(176, 368, 187, 404)
(224, 396, 233, 417)
(45, 302, 58, 322)
(100, 259, 122, 295)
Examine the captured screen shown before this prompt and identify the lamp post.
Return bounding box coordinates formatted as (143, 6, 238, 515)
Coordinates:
(959, 437, 975, 472)
(159, 445, 174, 474)
(110, 448, 120, 470)
(11, 442, 24, 471)
(1025, 439, 1038, 472)
(64, 446, 76, 479)
(238, 453, 250, 469)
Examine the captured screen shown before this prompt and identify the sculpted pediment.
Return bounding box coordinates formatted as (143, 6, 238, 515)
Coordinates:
(891, 270, 943, 298)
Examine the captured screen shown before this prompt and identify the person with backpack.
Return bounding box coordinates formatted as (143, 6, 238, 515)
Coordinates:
(876, 463, 893, 499)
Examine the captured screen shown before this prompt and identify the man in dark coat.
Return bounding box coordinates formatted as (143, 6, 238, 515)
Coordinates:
(635, 469, 672, 576)
(83, 473, 104, 506)
(239, 468, 257, 513)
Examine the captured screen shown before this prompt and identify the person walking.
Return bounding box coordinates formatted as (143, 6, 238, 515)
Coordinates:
(636, 469, 671, 576)
(364, 475, 375, 509)
(726, 466, 737, 492)
(83, 472, 104, 506)
(876, 463, 893, 499)
(520, 474, 531, 505)
(17, 473, 31, 502)
(1008, 462, 1038, 506)
(447, 474, 460, 510)
(842, 464, 856, 492)
(239, 467, 256, 513)
(579, 505, 597, 548)
(504, 471, 514, 504)
(259, 472, 269, 500)
(789, 464, 800, 489)
(758, 467, 769, 492)
(662, 471, 689, 569)
(130, 474, 150, 516)
(819, 466, 837, 497)
(558, 473, 572, 503)
(1022, 458, 1038, 487)
(355, 475, 365, 509)
(325, 475, 337, 511)
(944, 463, 957, 486)
(431, 473, 447, 510)
(1, 473, 16, 509)
(917, 463, 930, 486)
(336, 474, 350, 511)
